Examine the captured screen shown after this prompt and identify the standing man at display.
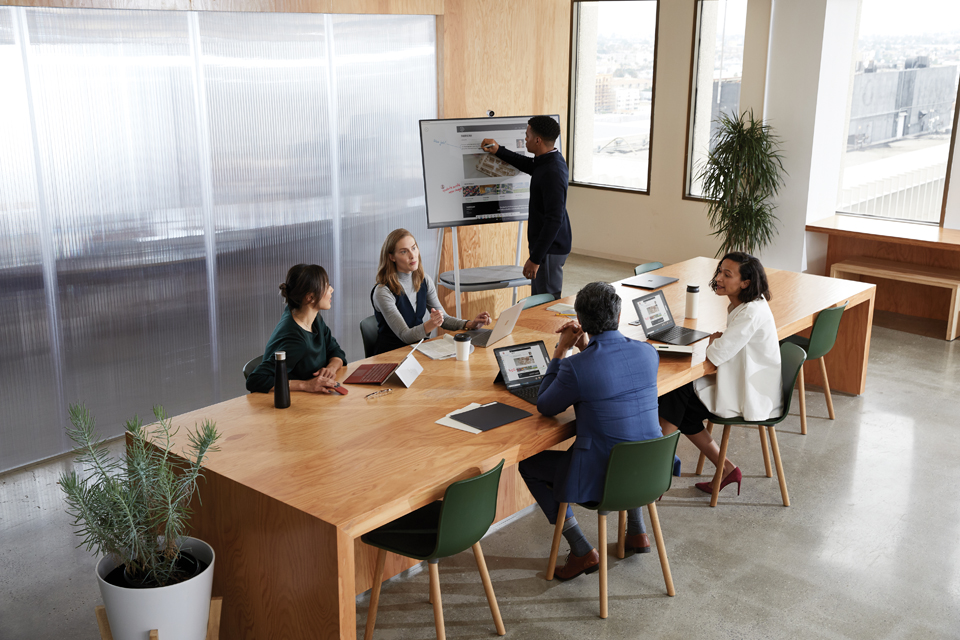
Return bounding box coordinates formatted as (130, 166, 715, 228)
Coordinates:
(481, 115, 572, 299)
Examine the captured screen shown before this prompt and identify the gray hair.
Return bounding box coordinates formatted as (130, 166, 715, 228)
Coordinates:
(574, 282, 621, 335)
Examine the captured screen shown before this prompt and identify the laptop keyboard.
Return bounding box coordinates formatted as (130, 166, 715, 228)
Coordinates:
(358, 363, 395, 383)
(510, 385, 540, 405)
(651, 326, 689, 343)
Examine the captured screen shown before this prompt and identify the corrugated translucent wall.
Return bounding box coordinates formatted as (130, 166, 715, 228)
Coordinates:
(0, 7, 437, 472)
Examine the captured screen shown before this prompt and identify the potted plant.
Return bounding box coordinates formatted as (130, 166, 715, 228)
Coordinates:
(59, 403, 220, 640)
(697, 109, 787, 256)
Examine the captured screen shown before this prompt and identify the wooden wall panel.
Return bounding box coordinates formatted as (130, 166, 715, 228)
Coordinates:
(438, 0, 572, 320)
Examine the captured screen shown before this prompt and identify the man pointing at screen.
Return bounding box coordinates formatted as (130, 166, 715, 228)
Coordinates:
(482, 115, 572, 299)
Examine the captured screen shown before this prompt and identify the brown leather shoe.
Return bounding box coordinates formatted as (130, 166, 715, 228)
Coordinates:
(625, 533, 651, 554)
(555, 548, 600, 580)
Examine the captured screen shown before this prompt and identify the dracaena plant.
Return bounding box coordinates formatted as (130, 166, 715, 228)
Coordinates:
(697, 109, 787, 256)
(59, 403, 219, 587)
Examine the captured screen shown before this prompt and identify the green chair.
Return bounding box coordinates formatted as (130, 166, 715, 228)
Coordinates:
(546, 432, 680, 619)
(781, 303, 847, 435)
(519, 293, 556, 309)
(361, 460, 506, 640)
(360, 315, 379, 359)
(634, 261, 664, 276)
(242, 355, 263, 380)
(695, 342, 807, 507)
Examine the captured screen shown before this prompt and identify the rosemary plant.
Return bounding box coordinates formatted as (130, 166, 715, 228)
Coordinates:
(59, 403, 220, 588)
(697, 109, 787, 256)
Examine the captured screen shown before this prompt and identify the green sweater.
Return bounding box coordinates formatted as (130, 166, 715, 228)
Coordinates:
(246, 307, 347, 394)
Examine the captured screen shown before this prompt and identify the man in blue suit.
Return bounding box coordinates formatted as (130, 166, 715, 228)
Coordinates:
(519, 281, 661, 579)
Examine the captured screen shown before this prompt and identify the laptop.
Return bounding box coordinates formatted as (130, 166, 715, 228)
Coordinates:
(464, 301, 524, 348)
(343, 340, 424, 386)
(631, 290, 711, 346)
(493, 341, 551, 405)
(621, 273, 679, 290)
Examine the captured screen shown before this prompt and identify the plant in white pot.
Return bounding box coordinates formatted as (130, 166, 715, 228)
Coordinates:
(59, 403, 220, 640)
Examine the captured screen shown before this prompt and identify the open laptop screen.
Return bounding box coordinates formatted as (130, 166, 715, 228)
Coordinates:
(494, 341, 550, 388)
(632, 291, 676, 334)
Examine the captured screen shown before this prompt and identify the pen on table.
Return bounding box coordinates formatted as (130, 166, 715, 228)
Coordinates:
(555, 312, 577, 317)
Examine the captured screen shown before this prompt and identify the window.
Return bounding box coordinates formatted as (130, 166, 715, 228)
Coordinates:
(685, 0, 748, 199)
(569, 1, 658, 192)
(837, 1, 960, 224)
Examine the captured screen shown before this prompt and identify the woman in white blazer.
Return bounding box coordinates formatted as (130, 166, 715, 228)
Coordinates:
(658, 252, 782, 496)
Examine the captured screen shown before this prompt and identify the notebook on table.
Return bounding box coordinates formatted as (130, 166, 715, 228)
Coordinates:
(463, 301, 524, 348)
(493, 341, 550, 405)
(631, 291, 711, 346)
(343, 340, 424, 387)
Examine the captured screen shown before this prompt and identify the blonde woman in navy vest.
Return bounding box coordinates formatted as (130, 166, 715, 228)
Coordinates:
(372, 229, 491, 355)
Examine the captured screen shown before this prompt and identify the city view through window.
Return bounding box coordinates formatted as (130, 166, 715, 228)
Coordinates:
(570, 1, 657, 191)
(838, 0, 960, 224)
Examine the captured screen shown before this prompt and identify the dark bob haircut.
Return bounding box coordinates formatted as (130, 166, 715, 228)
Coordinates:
(279, 264, 329, 310)
(709, 252, 771, 303)
(528, 115, 560, 144)
(574, 281, 621, 335)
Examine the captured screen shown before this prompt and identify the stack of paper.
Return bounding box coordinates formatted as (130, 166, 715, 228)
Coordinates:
(416, 334, 474, 360)
(437, 403, 484, 433)
(547, 303, 576, 315)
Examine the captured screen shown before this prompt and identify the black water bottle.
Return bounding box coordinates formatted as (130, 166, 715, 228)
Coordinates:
(274, 351, 290, 409)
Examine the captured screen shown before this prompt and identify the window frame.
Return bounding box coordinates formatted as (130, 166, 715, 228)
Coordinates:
(566, 0, 661, 195)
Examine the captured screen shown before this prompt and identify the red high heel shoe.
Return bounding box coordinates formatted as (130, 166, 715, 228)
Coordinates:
(695, 467, 742, 496)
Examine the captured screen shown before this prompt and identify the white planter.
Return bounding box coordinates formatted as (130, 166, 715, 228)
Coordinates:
(96, 537, 215, 640)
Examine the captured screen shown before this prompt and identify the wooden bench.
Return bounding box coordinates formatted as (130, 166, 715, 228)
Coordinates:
(830, 257, 960, 340)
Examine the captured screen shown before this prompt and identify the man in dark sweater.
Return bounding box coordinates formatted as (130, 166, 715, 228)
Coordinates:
(481, 115, 572, 299)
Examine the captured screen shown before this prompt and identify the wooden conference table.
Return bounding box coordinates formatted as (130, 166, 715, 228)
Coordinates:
(171, 257, 875, 639)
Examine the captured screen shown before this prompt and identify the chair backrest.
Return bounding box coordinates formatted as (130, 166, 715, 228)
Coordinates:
(360, 315, 379, 359)
(776, 341, 808, 421)
(806, 303, 846, 360)
(242, 355, 263, 380)
(634, 261, 664, 276)
(432, 459, 505, 559)
(594, 432, 681, 513)
(519, 293, 556, 310)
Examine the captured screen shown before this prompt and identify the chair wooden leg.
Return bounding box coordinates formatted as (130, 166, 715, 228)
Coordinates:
(546, 503, 567, 580)
(364, 548, 387, 640)
(695, 421, 714, 475)
(428, 561, 445, 640)
(798, 364, 807, 435)
(709, 425, 732, 507)
(758, 425, 772, 477)
(472, 543, 506, 636)
(646, 502, 675, 596)
(598, 513, 608, 619)
(767, 426, 790, 506)
(617, 511, 627, 559)
(819, 357, 836, 420)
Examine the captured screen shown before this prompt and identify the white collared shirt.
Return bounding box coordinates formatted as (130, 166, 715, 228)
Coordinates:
(694, 298, 782, 421)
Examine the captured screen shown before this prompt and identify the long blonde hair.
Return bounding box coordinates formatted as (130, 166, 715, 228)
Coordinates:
(376, 229, 425, 296)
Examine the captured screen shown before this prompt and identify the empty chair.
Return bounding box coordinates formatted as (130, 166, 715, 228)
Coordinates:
(781, 303, 847, 434)
(360, 315, 379, 359)
(634, 261, 664, 276)
(695, 342, 807, 507)
(242, 355, 263, 380)
(361, 460, 506, 640)
(519, 293, 557, 309)
(546, 432, 680, 619)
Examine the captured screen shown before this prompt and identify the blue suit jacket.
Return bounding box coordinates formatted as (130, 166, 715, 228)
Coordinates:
(537, 330, 661, 505)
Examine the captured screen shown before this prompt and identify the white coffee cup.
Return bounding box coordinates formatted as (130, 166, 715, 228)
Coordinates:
(454, 333, 472, 361)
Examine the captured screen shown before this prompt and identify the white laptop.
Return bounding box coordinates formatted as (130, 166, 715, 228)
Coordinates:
(463, 301, 524, 348)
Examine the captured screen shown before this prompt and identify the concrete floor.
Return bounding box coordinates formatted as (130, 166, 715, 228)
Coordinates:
(2, 254, 959, 639)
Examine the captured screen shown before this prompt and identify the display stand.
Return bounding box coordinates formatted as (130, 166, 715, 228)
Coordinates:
(435, 224, 531, 319)
(95, 597, 222, 640)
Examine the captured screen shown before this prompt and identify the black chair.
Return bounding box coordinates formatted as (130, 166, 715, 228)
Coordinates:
(360, 315, 379, 359)
(242, 355, 263, 380)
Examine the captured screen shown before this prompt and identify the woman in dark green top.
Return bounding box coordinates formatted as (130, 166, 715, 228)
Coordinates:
(246, 264, 348, 395)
